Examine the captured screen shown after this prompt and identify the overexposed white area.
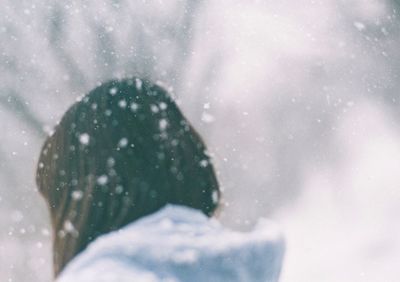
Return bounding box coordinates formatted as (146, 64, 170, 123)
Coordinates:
(1, 0, 400, 281)
(278, 101, 400, 282)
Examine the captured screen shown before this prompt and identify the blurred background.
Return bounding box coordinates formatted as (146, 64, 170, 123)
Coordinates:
(1, 0, 400, 281)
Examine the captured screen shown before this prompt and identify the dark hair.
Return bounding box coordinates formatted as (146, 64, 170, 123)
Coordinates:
(36, 78, 220, 276)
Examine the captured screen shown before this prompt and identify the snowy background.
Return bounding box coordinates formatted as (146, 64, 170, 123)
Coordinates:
(1, 0, 400, 281)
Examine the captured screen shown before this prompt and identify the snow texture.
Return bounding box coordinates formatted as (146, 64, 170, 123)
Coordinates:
(57, 205, 284, 282)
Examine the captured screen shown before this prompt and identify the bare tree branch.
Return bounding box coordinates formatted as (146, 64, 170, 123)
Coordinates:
(0, 92, 46, 138)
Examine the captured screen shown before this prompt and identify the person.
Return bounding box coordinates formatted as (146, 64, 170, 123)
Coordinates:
(36, 78, 284, 282)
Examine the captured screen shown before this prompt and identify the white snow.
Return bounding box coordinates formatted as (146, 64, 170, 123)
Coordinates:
(71, 191, 83, 201)
(159, 119, 168, 131)
(63, 220, 76, 233)
(118, 138, 128, 148)
(353, 21, 366, 31)
(201, 112, 215, 123)
(79, 133, 90, 145)
(107, 157, 115, 167)
(212, 191, 219, 204)
(199, 159, 208, 167)
(11, 211, 24, 223)
(130, 102, 139, 112)
(150, 104, 159, 113)
(115, 185, 124, 194)
(2, 1, 400, 281)
(41, 228, 50, 237)
(135, 78, 143, 90)
(159, 102, 167, 110)
(118, 100, 127, 108)
(109, 87, 118, 96)
(96, 175, 108, 186)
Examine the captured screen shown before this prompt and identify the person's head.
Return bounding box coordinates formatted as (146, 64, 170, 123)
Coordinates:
(36, 78, 220, 276)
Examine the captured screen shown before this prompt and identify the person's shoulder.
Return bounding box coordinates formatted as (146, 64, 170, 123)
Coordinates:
(57, 256, 158, 282)
(57, 205, 285, 282)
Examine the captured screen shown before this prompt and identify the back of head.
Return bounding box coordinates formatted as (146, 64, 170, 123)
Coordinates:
(36, 78, 220, 276)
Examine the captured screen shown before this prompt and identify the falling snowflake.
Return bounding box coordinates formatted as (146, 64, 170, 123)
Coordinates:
(118, 138, 129, 148)
(97, 175, 108, 185)
(72, 191, 83, 200)
(151, 104, 159, 113)
(159, 102, 168, 110)
(109, 87, 118, 95)
(118, 100, 127, 108)
(159, 119, 168, 130)
(130, 102, 139, 112)
(201, 112, 215, 123)
(79, 133, 90, 145)
(63, 220, 76, 233)
(212, 190, 219, 204)
(199, 159, 209, 167)
(107, 157, 116, 167)
(135, 78, 143, 90)
(353, 21, 366, 31)
(115, 185, 124, 194)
